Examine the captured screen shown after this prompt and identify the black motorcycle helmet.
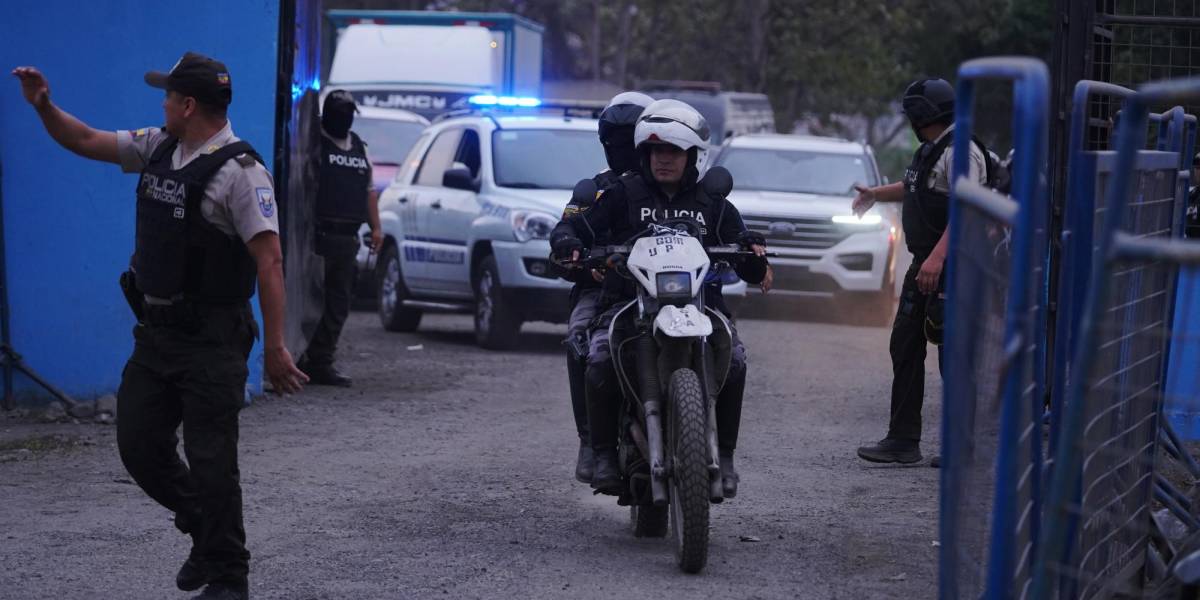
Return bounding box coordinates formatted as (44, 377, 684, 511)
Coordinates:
(902, 78, 955, 130)
(598, 91, 654, 174)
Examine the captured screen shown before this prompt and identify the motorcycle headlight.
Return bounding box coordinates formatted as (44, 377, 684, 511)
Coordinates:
(655, 271, 693, 305)
(511, 211, 558, 243)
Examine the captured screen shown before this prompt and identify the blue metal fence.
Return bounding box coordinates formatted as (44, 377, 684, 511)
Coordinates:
(939, 56, 1050, 600)
(1033, 76, 1200, 600)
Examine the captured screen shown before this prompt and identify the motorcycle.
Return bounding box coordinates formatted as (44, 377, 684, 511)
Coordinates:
(566, 211, 767, 574)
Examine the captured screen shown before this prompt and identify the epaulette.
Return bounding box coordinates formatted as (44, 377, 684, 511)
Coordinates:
(234, 153, 256, 167)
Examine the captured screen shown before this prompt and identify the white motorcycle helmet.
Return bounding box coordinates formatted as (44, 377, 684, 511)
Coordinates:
(634, 99, 712, 174)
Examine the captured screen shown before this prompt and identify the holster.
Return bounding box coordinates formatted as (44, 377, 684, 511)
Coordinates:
(119, 270, 145, 322)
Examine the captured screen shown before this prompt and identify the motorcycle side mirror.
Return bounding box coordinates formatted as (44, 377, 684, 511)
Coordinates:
(701, 166, 733, 197)
(571, 178, 599, 206)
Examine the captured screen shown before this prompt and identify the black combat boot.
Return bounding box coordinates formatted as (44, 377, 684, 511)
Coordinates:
(719, 450, 739, 499)
(303, 363, 352, 387)
(591, 448, 622, 496)
(177, 553, 209, 592)
(856, 438, 922, 464)
(574, 437, 594, 484)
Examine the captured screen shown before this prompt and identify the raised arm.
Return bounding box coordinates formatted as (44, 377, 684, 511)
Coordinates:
(12, 67, 119, 164)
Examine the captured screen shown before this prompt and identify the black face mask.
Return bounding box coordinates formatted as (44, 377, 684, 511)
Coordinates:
(322, 108, 354, 138)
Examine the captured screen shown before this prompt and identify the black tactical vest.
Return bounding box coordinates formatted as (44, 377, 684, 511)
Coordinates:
(316, 132, 370, 223)
(132, 137, 261, 302)
(558, 169, 624, 287)
(902, 133, 995, 255)
(902, 134, 954, 254)
(617, 172, 729, 245)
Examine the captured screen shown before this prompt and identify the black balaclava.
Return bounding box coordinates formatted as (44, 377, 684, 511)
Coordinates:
(603, 126, 638, 175)
(322, 91, 357, 138)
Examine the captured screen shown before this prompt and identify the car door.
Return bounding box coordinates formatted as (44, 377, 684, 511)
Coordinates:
(423, 127, 483, 296)
(404, 127, 464, 291)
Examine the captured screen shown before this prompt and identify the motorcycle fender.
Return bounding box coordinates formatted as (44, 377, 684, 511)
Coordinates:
(653, 304, 713, 338)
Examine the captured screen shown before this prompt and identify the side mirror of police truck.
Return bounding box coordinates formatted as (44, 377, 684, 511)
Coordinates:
(701, 166, 733, 198)
(571, 178, 598, 205)
(443, 167, 480, 193)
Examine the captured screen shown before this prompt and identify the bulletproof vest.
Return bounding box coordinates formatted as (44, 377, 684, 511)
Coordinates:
(902, 133, 997, 254)
(133, 136, 261, 302)
(618, 172, 726, 246)
(316, 132, 370, 223)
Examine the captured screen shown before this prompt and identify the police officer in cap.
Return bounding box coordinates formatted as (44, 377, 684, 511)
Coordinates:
(558, 91, 654, 484)
(299, 90, 382, 387)
(13, 52, 308, 599)
(850, 78, 989, 466)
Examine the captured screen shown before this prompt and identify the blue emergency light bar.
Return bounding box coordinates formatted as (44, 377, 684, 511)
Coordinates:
(468, 95, 542, 108)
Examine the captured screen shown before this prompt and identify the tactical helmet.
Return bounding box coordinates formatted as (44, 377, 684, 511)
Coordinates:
(902, 79, 955, 130)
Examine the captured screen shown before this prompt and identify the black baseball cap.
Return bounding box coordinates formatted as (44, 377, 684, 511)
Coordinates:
(144, 51, 232, 106)
(323, 89, 359, 114)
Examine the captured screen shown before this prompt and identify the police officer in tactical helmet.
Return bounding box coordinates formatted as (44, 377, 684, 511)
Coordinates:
(12, 53, 307, 600)
(558, 91, 654, 485)
(551, 99, 771, 499)
(299, 90, 383, 387)
(850, 78, 990, 466)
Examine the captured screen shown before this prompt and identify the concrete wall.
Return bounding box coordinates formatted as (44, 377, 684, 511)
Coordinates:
(0, 0, 281, 402)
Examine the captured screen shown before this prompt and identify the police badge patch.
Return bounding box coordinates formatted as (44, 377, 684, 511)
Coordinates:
(256, 188, 275, 218)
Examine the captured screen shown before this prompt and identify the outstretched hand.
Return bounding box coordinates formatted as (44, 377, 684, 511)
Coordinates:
(11, 67, 50, 109)
(851, 184, 875, 217)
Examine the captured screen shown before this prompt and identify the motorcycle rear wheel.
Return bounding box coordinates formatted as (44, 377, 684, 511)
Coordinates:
(667, 368, 710, 573)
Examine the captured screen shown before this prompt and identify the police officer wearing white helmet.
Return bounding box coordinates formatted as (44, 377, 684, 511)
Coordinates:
(551, 99, 771, 498)
(558, 91, 654, 485)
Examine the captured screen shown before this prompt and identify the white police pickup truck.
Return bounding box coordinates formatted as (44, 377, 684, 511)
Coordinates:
(370, 102, 608, 349)
(713, 134, 901, 322)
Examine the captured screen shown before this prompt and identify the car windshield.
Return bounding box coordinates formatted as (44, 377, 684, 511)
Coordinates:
(353, 117, 427, 165)
(715, 148, 876, 196)
(492, 129, 607, 189)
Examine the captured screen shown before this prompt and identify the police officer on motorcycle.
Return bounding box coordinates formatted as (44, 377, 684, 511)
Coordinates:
(299, 90, 383, 387)
(560, 91, 655, 484)
(850, 78, 989, 465)
(551, 99, 770, 498)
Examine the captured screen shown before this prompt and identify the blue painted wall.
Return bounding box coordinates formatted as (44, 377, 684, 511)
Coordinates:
(0, 0, 281, 401)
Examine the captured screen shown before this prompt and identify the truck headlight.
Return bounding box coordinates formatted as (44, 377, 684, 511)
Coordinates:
(511, 211, 558, 242)
(832, 214, 883, 226)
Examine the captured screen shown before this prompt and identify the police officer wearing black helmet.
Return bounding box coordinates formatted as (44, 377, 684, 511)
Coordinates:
(13, 53, 308, 600)
(551, 99, 771, 498)
(851, 78, 989, 465)
(559, 91, 654, 484)
(298, 90, 383, 387)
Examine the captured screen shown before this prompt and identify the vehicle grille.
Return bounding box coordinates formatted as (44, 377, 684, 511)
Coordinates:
(742, 216, 851, 250)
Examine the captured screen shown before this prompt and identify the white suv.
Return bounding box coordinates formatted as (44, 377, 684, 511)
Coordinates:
(372, 112, 608, 349)
(714, 134, 900, 320)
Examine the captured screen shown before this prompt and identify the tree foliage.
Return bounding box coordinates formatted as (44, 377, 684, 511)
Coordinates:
(329, 0, 1053, 157)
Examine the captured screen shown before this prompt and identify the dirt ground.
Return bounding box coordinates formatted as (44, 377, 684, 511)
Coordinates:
(0, 300, 944, 599)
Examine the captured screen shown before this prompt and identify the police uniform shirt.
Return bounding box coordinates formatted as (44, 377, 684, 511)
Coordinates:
(117, 122, 279, 243)
(321, 127, 373, 198)
(927, 123, 989, 192)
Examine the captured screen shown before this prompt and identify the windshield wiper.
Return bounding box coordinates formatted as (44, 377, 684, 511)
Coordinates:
(499, 182, 545, 189)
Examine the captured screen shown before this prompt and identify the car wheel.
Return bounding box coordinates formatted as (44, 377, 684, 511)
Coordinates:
(377, 243, 422, 332)
(473, 255, 521, 350)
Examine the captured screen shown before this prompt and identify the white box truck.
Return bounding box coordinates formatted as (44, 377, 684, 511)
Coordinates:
(323, 10, 544, 119)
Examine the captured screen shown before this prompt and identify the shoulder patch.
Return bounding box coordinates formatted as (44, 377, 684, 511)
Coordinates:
(256, 188, 275, 218)
(131, 128, 148, 139)
(235, 153, 256, 167)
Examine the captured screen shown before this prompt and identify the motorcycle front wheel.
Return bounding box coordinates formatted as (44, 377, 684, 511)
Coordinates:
(667, 368, 710, 573)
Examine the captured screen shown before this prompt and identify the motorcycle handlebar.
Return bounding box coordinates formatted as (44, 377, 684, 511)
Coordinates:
(556, 244, 775, 269)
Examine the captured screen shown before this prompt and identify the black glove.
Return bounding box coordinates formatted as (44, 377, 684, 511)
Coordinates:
(735, 230, 766, 250)
(551, 235, 584, 261)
